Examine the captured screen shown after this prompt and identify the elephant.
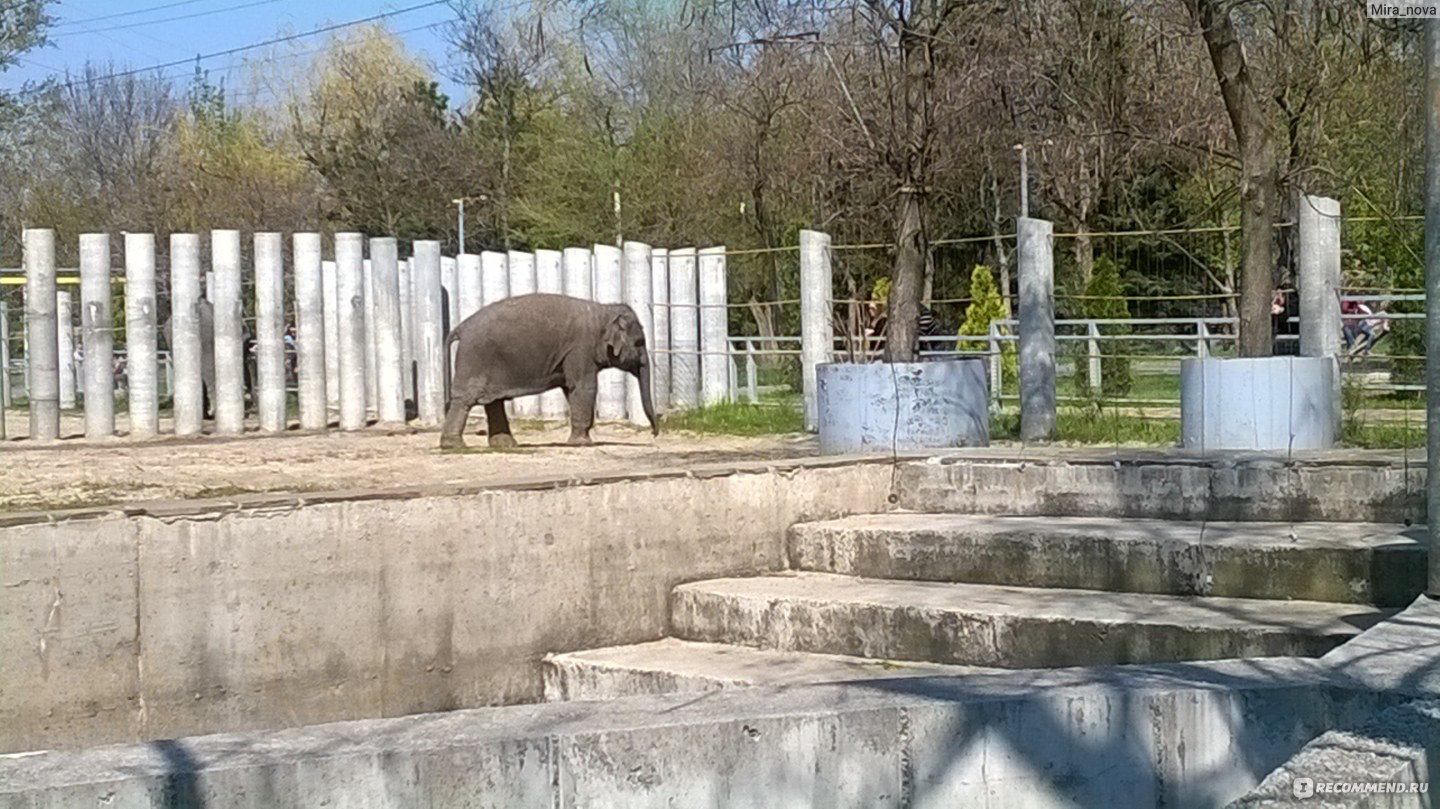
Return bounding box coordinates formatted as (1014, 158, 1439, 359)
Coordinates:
(162, 298, 255, 420)
(440, 294, 658, 449)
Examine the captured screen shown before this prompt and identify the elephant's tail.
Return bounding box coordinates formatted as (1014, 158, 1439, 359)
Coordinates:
(443, 326, 460, 405)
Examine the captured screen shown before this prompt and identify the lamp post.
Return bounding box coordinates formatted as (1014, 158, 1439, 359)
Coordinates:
(452, 195, 488, 254)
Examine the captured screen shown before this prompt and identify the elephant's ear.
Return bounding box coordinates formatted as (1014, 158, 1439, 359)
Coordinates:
(604, 311, 629, 361)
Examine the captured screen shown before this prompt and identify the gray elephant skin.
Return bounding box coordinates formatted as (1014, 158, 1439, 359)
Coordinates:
(441, 293, 659, 448)
(162, 298, 255, 419)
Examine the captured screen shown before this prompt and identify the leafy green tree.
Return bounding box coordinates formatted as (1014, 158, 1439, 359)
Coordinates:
(957, 265, 1014, 389)
(1072, 256, 1132, 399)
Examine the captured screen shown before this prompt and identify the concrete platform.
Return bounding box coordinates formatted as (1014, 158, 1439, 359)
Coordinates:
(542, 638, 1002, 701)
(789, 513, 1426, 606)
(671, 572, 1390, 668)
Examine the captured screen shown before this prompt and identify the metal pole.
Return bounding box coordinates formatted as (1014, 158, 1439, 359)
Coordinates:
(1424, 18, 1440, 596)
(294, 233, 327, 431)
(79, 233, 114, 438)
(455, 198, 465, 256)
(24, 228, 58, 440)
(336, 233, 368, 431)
(125, 233, 158, 438)
(1018, 145, 1029, 219)
(255, 232, 286, 432)
(170, 234, 204, 437)
(370, 237, 406, 424)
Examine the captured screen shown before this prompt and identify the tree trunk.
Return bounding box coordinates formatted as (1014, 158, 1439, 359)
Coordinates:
(887, 188, 925, 362)
(1074, 229, 1094, 288)
(1186, 0, 1277, 358)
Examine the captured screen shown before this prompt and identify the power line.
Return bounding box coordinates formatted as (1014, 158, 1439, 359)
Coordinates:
(54, 0, 233, 29)
(54, 0, 288, 39)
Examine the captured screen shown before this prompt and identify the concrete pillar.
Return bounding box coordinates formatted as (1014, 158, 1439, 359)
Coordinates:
(336, 233, 368, 431)
(669, 247, 700, 410)
(699, 246, 729, 405)
(362, 257, 377, 417)
(322, 259, 339, 413)
(1298, 194, 1342, 357)
(648, 249, 671, 414)
(124, 234, 158, 438)
(799, 230, 832, 432)
(170, 234, 204, 437)
(24, 229, 59, 440)
(79, 233, 114, 438)
(482, 251, 510, 306)
(458, 253, 483, 323)
(294, 233, 327, 431)
(508, 250, 541, 418)
(398, 258, 415, 407)
(57, 290, 75, 410)
(369, 238, 406, 424)
(441, 256, 459, 333)
(623, 241, 653, 427)
(536, 249, 567, 420)
(211, 230, 245, 435)
(1017, 216, 1056, 441)
(594, 243, 627, 420)
(0, 301, 11, 412)
(412, 242, 446, 426)
(563, 248, 592, 300)
(254, 233, 286, 433)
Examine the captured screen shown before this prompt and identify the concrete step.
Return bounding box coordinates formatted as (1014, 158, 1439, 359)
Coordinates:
(542, 638, 1003, 701)
(671, 572, 1390, 668)
(789, 513, 1426, 606)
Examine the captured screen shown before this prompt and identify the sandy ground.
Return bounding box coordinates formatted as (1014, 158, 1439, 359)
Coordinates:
(0, 408, 817, 512)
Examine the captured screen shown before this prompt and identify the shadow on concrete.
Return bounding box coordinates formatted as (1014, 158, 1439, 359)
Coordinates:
(151, 739, 203, 809)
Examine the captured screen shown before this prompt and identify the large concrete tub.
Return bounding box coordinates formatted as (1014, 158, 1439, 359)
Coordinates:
(817, 360, 989, 453)
(1180, 356, 1338, 452)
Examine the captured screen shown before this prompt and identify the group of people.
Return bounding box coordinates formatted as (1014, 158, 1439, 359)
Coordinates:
(1270, 288, 1389, 356)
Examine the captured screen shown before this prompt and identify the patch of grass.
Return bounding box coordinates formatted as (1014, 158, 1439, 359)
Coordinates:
(664, 394, 805, 436)
(992, 406, 1179, 446)
(1342, 419, 1425, 449)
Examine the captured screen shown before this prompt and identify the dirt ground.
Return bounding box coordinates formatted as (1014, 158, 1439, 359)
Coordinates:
(0, 408, 817, 512)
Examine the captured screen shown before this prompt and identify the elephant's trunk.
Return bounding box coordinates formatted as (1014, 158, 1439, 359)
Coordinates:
(637, 360, 659, 436)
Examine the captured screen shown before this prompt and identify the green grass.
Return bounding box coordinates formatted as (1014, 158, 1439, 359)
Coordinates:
(664, 393, 805, 436)
(993, 406, 1180, 445)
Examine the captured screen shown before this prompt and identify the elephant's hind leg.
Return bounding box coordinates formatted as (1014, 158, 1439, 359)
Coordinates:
(484, 401, 517, 448)
(440, 395, 475, 449)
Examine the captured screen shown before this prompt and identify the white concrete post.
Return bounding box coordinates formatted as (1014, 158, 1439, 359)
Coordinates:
(594, 243, 627, 420)
(24, 229, 59, 439)
(650, 248, 670, 413)
(1087, 322, 1102, 392)
(211, 230, 245, 435)
(563, 248, 592, 300)
(57, 290, 75, 410)
(441, 256, 460, 333)
(336, 233, 367, 431)
(322, 259, 339, 413)
(623, 241, 653, 427)
(0, 301, 11, 411)
(369, 238, 406, 425)
(668, 247, 700, 410)
(458, 253, 483, 323)
(412, 242, 446, 426)
(699, 246, 729, 405)
(79, 233, 114, 438)
(1017, 216, 1056, 441)
(124, 234, 158, 438)
(746, 340, 758, 403)
(1197, 321, 1210, 359)
(482, 251, 510, 306)
(170, 234, 204, 437)
(988, 321, 1002, 405)
(536, 249, 567, 420)
(294, 233, 327, 431)
(254, 232, 286, 432)
(507, 250, 541, 418)
(1298, 194, 1343, 357)
(362, 257, 377, 417)
(799, 230, 832, 431)
(398, 258, 415, 407)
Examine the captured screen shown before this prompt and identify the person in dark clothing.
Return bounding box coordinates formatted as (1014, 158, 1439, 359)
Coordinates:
(1271, 288, 1300, 356)
(866, 301, 945, 358)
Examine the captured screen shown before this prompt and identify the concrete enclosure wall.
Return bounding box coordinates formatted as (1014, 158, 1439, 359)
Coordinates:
(0, 459, 892, 754)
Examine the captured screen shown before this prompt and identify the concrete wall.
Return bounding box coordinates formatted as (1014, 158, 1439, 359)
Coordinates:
(0, 458, 892, 754)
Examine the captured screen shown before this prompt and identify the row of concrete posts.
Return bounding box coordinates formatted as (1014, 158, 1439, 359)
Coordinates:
(15, 229, 730, 441)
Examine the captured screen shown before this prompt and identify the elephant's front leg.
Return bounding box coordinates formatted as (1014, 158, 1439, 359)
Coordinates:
(566, 373, 598, 446)
(485, 400, 518, 448)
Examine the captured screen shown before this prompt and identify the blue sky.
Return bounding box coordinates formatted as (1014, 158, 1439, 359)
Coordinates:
(6, 0, 471, 104)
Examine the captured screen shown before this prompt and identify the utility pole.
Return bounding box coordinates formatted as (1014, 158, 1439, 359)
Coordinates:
(1425, 18, 1440, 596)
(453, 198, 465, 255)
(1014, 144, 1028, 218)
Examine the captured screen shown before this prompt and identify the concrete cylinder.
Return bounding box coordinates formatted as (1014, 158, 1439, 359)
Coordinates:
(650, 248, 671, 413)
(817, 359, 990, 453)
(412, 241, 446, 426)
(458, 253, 483, 324)
(170, 234, 204, 437)
(799, 230, 832, 431)
(398, 258, 415, 407)
(508, 250, 541, 418)
(336, 233, 367, 431)
(594, 243, 627, 420)
(699, 246, 729, 405)
(79, 233, 114, 438)
(294, 233, 327, 431)
(57, 290, 75, 410)
(211, 230, 245, 435)
(362, 257, 377, 417)
(668, 247, 700, 410)
(482, 251, 510, 306)
(322, 259, 340, 413)
(1180, 356, 1337, 451)
(254, 232, 286, 433)
(563, 248, 592, 300)
(370, 238, 406, 424)
(24, 229, 59, 440)
(536, 249, 567, 420)
(623, 242, 653, 427)
(1298, 195, 1342, 358)
(1017, 217, 1056, 442)
(124, 234, 158, 438)
(441, 256, 459, 333)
